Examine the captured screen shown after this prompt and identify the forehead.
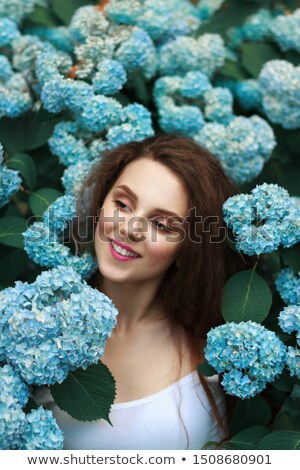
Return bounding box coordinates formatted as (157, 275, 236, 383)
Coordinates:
(112, 158, 189, 217)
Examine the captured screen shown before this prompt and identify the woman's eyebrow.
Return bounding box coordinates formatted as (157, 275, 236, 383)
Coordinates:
(115, 184, 185, 222)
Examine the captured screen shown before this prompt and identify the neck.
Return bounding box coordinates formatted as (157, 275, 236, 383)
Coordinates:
(91, 271, 166, 335)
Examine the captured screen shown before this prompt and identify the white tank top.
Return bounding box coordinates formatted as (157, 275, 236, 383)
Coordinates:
(34, 371, 227, 450)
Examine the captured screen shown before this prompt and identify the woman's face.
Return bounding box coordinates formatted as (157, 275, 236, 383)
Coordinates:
(94, 158, 189, 285)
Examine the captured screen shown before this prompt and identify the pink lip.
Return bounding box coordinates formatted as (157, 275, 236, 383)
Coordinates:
(110, 238, 139, 255)
(109, 240, 140, 261)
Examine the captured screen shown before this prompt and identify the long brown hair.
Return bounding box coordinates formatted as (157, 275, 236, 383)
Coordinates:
(73, 132, 252, 442)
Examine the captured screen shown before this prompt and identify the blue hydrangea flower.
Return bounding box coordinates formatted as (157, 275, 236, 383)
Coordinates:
(223, 184, 300, 255)
(106, 103, 154, 148)
(0, 73, 32, 118)
(276, 269, 300, 305)
(77, 95, 122, 133)
(114, 27, 156, 75)
(0, 18, 20, 46)
(23, 195, 98, 279)
(270, 10, 300, 53)
(19, 407, 64, 450)
(61, 160, 96, 196)
(48, 121, 93, 167)
(0, 364, 29, 408)
(234, 79, 262, 111)
(0, 0, 35, 24)
(205, 321, 287, 399)
(278, 305, 300, 339)
(227, 9, 273, 49)
(69, 6, 109, 43)
(203, 87, 234, 124)
(158, 34, 226, 77)
(286, 346, 300, 379)
(0, 394, 25, 450)
(105, 0, 201, 42)
(93, 58, 127, 95)
(0, 266, 118, 385)
(258, 60, 300, 130)
(0, 149, 21, 209)
(0, 55, 13, 83)
(194, 116, 275, 185)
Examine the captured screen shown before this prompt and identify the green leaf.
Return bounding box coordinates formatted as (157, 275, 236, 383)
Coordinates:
(51, 0, 93, 25)
(29, 188, 63, 217)
(218, 60, 249, 80)
(272, 368, 296, 393)
(6, 153, 37, 191)
(241, 43, 281, 78)
(0, 217, 27, 249)
(198, 360, 217, 377)
(258, 431, 300, 450)
(0, 110, 60, 154)
(230, 395, 272, 435)
(272, 396, 300, 432)
(198, 0, 259, 38)
(279, 245, 300, 273)
(221, 269, 272, 323)
(227, 425, 269, 450)
(51, 361, 116, 423)
(0, 248, 28, 282)
(26, 5, 59, 27)
(255, 160, 300, 198)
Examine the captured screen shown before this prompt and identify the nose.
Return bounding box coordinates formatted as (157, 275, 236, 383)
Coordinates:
(119, 215, 147, 243)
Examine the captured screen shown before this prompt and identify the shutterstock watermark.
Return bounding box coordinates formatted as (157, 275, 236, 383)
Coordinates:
(24, 206, 273, 247)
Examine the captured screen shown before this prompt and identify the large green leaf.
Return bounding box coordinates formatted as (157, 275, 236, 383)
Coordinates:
(0, 248, 28, 282)
(0, 217, 27, 249)
(258, 431, 300, 450)
(272, 396, 300, 432)
(241, 43, 281, 78)
(51, 361, 116, 423)
(0, 110, 60, 154)
(29, 188, 63, 217)
(230, 395, 272, 435)
(51, 0, 94, 25)
(221, 269, 272, 323)
(218, 60, 249, 80)
(6, 153, 37, 191)
(255, 160, 300, 197)
(198, 360, 217, 377)
(226, 425, 269, 450)
(26, 5, 59, 27)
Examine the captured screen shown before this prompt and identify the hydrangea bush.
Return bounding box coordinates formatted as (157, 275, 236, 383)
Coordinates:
(0, 0, 300, 451)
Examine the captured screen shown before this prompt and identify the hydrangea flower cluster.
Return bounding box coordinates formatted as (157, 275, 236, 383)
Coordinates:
(195, 116, 275, 185)
(204, 321, 287, 399)
(0, 17, 20, 46)
(158, 34, 226, 78)
(19, 407, 64, 450)
(0, 364, 63, 450)
(270, 9, 300, 53)
(0, 142, 21, 208)
(258, 60, 300, 130)
(227, 8, 274, 49)
(0, 266, 118, 385)
(23, 195, 98, 278)
(105, 0, 201, 42)
(223, 184, 300, 255)
(234, 79, 262, 112)
(0, 72, 32, 118)
(276, 268, 300, 305)
(0, 0, 36, 24)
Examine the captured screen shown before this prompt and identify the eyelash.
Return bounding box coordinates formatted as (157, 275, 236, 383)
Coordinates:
(113, 200, 172, 233)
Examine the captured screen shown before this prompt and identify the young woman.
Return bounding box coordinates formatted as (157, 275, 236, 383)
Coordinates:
(36, 133, 249, 450)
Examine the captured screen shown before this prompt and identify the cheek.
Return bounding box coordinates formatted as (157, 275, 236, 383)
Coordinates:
(148, 238, 180, 264)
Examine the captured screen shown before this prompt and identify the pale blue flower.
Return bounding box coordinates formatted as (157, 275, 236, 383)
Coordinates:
(276, 269, 300, 306)
(19, 407, 64, 450)
(270, 10, 300, 53)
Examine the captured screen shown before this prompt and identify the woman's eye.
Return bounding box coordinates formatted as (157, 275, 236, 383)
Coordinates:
(152, 220, 172, 233)
(113, 200, 128, 209)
